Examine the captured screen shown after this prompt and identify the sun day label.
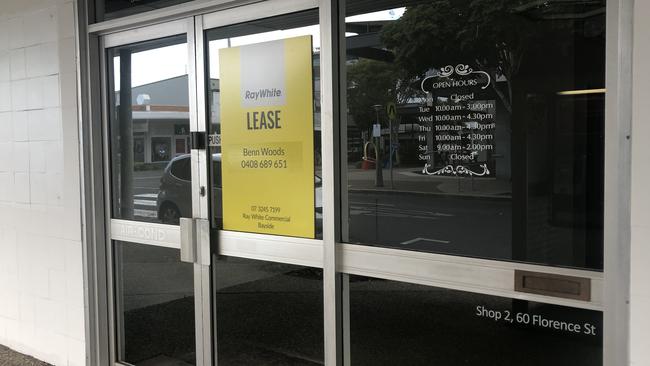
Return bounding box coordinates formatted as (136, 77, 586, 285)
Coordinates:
(219, 36, 315, 238)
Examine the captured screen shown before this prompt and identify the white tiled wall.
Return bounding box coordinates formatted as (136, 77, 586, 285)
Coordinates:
(631, 1, 650, 365)
(0, 1, 85, 365)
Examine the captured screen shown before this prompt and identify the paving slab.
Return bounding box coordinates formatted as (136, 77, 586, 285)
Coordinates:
(0, 345, 50, 366)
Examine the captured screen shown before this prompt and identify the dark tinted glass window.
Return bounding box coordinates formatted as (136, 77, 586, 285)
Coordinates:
(349, 275, 602, 366)
(99, 0, 195, 22)
(215, 257, 324, 365)
(114, 241, 195, 365)
(343, 0, 605, 270)
(170, 156, 191, 181)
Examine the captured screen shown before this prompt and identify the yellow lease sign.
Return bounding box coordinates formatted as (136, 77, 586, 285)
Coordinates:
(219, 36, 315, 238)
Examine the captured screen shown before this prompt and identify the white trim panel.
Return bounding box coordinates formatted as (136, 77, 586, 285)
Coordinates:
(218, 230, 324, 268)
(90, 0, 262, 35)
(338, 244, 604, 311)
(202, 0, 317, 29)
(110, 219, 181, 249)
(103, 18, 190, 48)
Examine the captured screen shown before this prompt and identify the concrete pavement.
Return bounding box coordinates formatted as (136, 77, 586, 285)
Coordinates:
(0, 345, 50, 366)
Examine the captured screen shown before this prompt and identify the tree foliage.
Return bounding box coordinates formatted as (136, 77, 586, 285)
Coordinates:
(380, 0, 538, 113)
(347, 59, 400, 131)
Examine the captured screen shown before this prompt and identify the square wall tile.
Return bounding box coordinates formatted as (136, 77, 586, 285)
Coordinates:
(0, 143, 12, 172)
(24, 8, 58, 47)
(9, 49, 25, 81)
(59, 72, 76, 109)
(0, 112, 11, 142)
(0, 52, 10, 82)
(7, 18, 24, 50)
(58, 38, 74, 76)
(41, 108, 61, 141)
(46, 173, 63, 206)
(64, 306, 85, 342)
(48, 269, 66, 302)
(0, 82, 11, 112)
(28, 109, 62, 142)
(34, 298, 66, 336)
(29, 172, 47, 205)
(44, 141, 63, 174)
(26, 77, 44, 110)
(42, 75, 60, 108)
(29, 142, 46, 173)
(11, 111, 28, 142)
(25, 45, 44, 78)
(57, 3, 75, 40)
(66, 338, 86, 366)
(10, 80, 27, 111)
(41, 43, 59, 77)
(0, 22, 9, 52)
(0, 172, 12, 202)
(13, 172, 30, 203)
(12, 141, 29, 172)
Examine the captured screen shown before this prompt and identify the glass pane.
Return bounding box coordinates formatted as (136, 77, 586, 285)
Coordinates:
(205, 10, 323, 238)
(349, 275, 602, 365)
(108, 36, 192, 225)
(215, 257, 324, 365)
(343, 0, 605, 270)
(100, 0, 195, 22)
(114, 241, 195, 365)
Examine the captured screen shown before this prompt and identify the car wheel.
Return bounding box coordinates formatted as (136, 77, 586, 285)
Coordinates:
(159, 203, 181, 224)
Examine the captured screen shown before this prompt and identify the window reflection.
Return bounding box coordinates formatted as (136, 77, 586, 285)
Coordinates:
(101, 0, 195, 21)
(215, 257, 324, 365)
(108, 37, 192, 225)
(343, 0, 605, 270)
(114, 241, 195, 365)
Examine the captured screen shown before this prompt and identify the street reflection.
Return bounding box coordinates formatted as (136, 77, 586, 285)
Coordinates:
(344, 0, 605, 270)
(109, 38, 192, 225)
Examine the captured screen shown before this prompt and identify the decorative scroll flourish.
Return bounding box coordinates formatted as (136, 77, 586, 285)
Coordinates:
(454, 64, 472, 75)
(422, 163, 490, 177)
(420, 64, 492, 92)
(439, 65, 455, 77)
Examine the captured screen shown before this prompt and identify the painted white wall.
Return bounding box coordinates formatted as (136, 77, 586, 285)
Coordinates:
(630, 1, 650, 365)
(0, 1, 85, 365)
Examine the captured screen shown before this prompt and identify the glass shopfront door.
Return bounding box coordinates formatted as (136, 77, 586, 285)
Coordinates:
(103, 20, 203, 365)
(98, 0, 608, 364)
(201, 4, 326, 365)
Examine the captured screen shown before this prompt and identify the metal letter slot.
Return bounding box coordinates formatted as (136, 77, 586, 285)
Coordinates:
(180, 217, 210, 265)
(514, 270, 591, 301)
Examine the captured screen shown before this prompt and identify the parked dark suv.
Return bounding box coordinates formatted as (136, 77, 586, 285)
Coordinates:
(157, 154, 194, 224)
(157, 154, 223, 224)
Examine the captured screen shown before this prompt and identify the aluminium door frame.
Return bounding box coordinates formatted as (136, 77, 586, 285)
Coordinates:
(196, 1, 337, 363)
(98, 17, 212, 366)
(77, 0, 634, 365)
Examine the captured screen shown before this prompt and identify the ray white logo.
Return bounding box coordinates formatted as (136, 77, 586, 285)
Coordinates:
(241, 40, 286, 107)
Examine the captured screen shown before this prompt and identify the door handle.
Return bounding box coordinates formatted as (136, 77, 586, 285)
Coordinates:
(180, 217, 196, 263)
(180, 217, 210, 265)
